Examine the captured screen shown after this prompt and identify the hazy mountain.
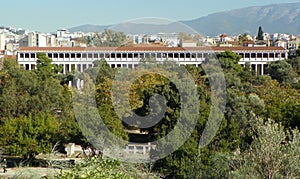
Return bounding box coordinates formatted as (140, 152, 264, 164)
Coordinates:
(69, 22, 195, 34)
(69, 3, 300, 36)
(110, 22, 195, 34)
(69, 24, 109, 33)
(183, 2, 300, 36)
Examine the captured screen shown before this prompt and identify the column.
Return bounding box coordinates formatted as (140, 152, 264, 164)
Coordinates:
(143, 146, 146, 155)
(255, 64, 258, 75)
(133, 146, 137, 154)
(63, 64, 66, 74)
(261, 64, 264, 75)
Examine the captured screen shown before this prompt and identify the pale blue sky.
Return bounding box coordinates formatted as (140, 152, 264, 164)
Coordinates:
(1, 0, 300, 32)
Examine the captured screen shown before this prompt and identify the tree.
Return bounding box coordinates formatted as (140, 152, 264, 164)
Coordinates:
(229, 118, 300, 178)
(238, 33, 250, 42)
(35, 52, 61, 80)
(92, 29, 127, 47)
(266, 60, 296, 84)
(0, 113, 60, 158)
(257, 26, 264, 40)
(254, 77, 300, 129)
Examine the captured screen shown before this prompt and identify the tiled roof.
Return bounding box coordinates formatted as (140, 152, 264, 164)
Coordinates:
(19, 47, 117, 52)
(18, 46, 287, 52)
(4, 55, 17, 59)
(116, 46, 186, 51)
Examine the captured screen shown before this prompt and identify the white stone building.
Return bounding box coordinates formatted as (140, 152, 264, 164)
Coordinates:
(0, 33, 5, 50)
(17, 46, 287, 75)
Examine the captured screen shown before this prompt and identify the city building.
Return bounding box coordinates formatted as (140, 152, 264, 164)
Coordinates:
(28, 32, 47, 47)
(17, 46, 287, 75)
(0, 33, 5, 50)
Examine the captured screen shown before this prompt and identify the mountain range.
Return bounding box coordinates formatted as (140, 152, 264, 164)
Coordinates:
(69, 3, 300, 36)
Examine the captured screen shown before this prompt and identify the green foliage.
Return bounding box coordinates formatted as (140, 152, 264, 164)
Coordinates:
(229, 118, 300, 178)
(35, 52, 61, 80)
(0, 113, 60, 158)
(0, 49, 299, 178)
(254, 77, 300, 128)
(266, 60, 296, 83)
(60, 157, 126, 179)
(0, 54, 73, 121)
(59, 157, 160, 179)
(92, 29, 126, 47)
(257, 26, 264, 40)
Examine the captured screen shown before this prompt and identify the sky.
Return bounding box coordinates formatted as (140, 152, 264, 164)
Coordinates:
(1, 0, 300, 32)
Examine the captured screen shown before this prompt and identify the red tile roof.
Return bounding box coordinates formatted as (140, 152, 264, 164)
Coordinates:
(19, 47, 117, 52)
(4, 55, 17, 59)
(18, 46, 287, 52)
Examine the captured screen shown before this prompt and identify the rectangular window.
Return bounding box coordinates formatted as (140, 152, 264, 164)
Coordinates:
(257, 53, 262, 58)
(191, 53, 197, 58)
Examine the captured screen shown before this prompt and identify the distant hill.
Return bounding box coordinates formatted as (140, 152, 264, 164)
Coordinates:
(69, 3, 300, 36)
(69, 22, 195, 34)
(183, 3, 300, 36)
(69, 24, 109, 33)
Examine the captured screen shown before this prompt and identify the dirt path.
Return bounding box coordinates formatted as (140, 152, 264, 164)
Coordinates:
(0, 167, 60, 178)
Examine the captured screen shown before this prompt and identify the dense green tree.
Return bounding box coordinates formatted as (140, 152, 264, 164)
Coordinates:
(287, 57, 300, 75)
(257, 26, 264, 40)
(266, 60, 296, 84)
(229, 118, 300, 178)
(254, 76, 300, 128)
(0, 113, 60, 158)
(92, 29, 127, 47)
